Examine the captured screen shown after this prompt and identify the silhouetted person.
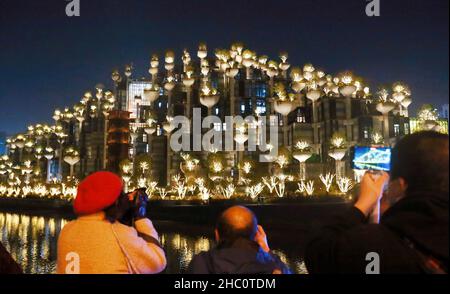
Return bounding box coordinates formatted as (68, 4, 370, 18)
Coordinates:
(0, 242, 22, 274)
(188, 205, 291, 274)
(305, 131, 449, 274)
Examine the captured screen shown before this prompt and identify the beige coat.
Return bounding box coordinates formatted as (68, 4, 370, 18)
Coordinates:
(57, 212, 166, 274)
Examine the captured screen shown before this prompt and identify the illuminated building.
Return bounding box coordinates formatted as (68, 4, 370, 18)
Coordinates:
(3, 43, 423, 188)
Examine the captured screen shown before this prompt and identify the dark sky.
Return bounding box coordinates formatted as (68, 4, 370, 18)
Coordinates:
(0, 0, 448, 135)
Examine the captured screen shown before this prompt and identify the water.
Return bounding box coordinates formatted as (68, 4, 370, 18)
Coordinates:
(0, 211, 307, 274)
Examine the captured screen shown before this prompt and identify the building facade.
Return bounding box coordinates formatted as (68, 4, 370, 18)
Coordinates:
(5, 43, 437, 187)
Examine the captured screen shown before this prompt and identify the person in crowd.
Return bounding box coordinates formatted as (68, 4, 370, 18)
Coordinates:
(305, 131, 449, 274)
(0, 242, 22, 274)
(57, 171, 166, 274)
(188, 205, 292, 274)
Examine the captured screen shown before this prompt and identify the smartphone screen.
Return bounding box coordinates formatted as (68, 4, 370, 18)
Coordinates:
(351, 146, 391, 171)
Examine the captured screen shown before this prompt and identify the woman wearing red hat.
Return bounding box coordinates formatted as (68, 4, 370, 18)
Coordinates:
(57, 171, 166, 274)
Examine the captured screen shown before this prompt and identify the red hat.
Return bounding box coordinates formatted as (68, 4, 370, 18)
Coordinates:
(74, 171, 123, 215)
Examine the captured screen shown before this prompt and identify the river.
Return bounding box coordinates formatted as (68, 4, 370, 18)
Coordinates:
(0, 210, 308, 274)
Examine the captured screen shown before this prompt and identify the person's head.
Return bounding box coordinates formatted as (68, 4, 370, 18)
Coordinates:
(215, 206, 258, 244)
(73, 171, 124, 219)
(387, 131, 449, 202)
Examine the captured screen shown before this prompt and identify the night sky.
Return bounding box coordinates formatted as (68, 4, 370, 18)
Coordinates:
(0, 0, 448, 135)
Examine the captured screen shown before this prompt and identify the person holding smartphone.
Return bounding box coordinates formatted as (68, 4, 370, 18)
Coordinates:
(304, 131, 448, 274)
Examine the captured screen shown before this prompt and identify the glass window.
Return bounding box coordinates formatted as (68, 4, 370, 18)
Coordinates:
(157, 125, 162, 136)
(214, 122, 221, 131)
(394, 124, 400, 136)
(127, 81, 152, 119)
(256, 100, 266, 115)
(296, 109, 306, 123)
(404, 123, 409, 135)
(269, 116, 277, 126)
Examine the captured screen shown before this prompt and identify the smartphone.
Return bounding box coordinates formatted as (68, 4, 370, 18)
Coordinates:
(350, 146, 391, 171)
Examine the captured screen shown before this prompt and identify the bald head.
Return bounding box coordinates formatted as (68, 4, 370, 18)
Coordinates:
(216, 206, 258, 243)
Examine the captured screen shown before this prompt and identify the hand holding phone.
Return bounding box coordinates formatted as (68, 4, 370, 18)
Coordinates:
(354, 171, 389, 219)
(127, 188, 149, 221)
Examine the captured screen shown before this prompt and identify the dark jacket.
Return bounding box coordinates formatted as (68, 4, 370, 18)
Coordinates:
(304, 191, 449, 274)
(0, 242, 22, 274)
(188, 238, 292, 274)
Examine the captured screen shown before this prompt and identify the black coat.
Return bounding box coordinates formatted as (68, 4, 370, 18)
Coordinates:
(304, 191, 449, 274)
(0, 242, 22, 274)
(188, 238, 292, 274)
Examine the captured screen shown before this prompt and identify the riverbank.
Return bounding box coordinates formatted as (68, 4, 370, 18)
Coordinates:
(0, 196, 351, 226)
(0, 197, 351, 274)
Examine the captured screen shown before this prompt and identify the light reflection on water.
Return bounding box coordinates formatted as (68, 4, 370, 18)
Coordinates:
(0, 211, 306, 274)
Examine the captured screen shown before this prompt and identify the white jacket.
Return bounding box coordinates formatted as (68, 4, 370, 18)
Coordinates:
(57, 212, 166, 274)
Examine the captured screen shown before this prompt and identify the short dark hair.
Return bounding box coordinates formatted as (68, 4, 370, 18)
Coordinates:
(216, 208, 258, 243)
(391, 131, 449, 193)
(104, 191, 131, 223)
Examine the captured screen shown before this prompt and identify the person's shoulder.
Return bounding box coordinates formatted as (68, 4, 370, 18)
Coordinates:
(112, 221, 138, 236)
(59, 219, 77, 234)
(345, 223, 389, 239)
(187, 250, 213, 274)
(192, 250, 211, 261)
(338, 223, 401, 255)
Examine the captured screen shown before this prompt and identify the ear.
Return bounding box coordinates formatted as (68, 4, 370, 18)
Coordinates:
(214, 229, 220, 242)
(397, 177, 408, 192)
(387, 177, 408, 203)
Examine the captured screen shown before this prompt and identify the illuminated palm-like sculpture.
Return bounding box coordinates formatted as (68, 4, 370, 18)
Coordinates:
(144, 55, 161, 117)
(272, 83, 295, 146)
(227, 44, 243, 116)
(338, 72, 358, 141)
(63, 147, 80, 178)
(417, 104, 440, 131)
(279, 52, 291, 78)
(293, 140, 313, 181)
(328, 133, 347, 180)
(54, 125, 67, 180)
(242, 49, 255, 80)
(266, 60, 279, 111)
(13, 134, 26, 162)
(304, 64, 322, 148)
(182, 64, 195, 118)
(44, 146, 54, 182)
(200, 81, 220, 116)
(290, 67, 306, 103)
(144, 117, 157, 153)
(376, 87, 396, 142)
(392, 82, 412, 117)
(164, 50, 176, 114)
(234, 123, 248, 181)
(163, 115, 175, 185)
(82, 85, 116, 170)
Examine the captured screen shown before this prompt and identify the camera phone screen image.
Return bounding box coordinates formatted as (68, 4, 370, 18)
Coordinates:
(352, 146, 391, 171)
